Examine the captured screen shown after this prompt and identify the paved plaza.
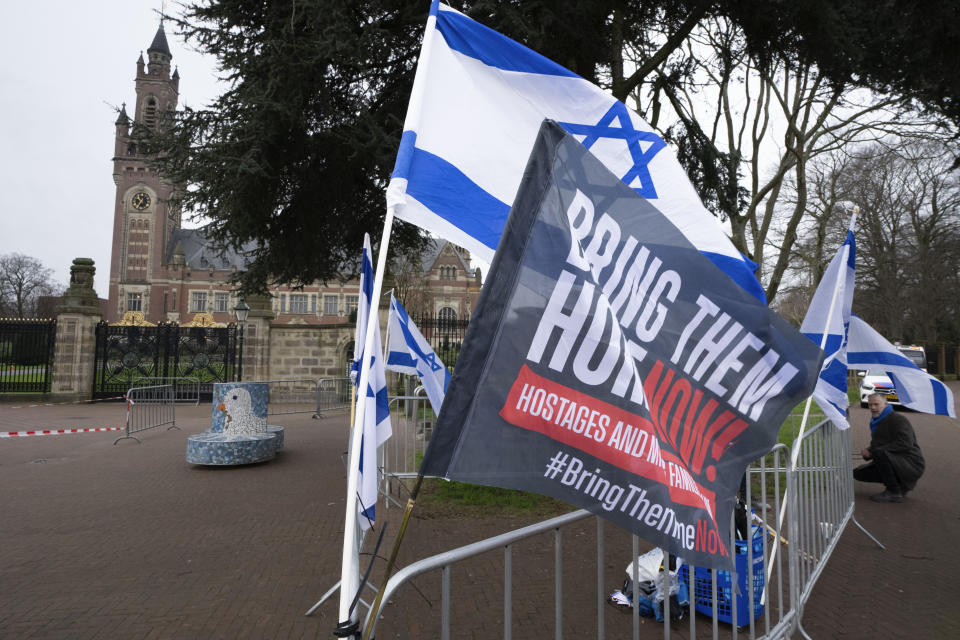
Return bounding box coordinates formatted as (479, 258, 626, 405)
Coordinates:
(1, 388, 959, 639)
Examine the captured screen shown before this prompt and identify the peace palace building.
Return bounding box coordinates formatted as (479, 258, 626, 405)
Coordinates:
(107, 25, 480, 328)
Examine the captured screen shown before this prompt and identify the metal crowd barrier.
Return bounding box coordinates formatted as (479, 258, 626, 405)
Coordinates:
(115, 384, 177, 444)
(133, 377, 200, 405)
(781, 417, 863, 639)
(251, 379, 322, 416)
(315, 377, 352, 417)
(365, 418, 856, 640)
(383, 394, 436, 484)
(239, 378, 350, 416)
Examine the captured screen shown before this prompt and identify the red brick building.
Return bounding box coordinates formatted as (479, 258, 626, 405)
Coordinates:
(107, 24, 480, 327)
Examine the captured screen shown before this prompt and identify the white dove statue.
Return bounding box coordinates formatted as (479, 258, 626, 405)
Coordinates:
(217, 387, 267, 438)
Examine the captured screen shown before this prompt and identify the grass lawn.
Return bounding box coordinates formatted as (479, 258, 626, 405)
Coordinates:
(412, 383, 861, 515)
(0, 366, 47, 382)
(417, 479, 569, 518)
(414, 450, 570, 517)
(418, 399, 838, 516)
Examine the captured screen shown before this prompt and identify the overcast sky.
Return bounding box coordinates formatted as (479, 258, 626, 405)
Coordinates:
(0, 1, 221, 298)
(0, 2, 794, 302)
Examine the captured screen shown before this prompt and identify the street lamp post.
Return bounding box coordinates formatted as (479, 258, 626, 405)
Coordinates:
(233, 298, 250, 381)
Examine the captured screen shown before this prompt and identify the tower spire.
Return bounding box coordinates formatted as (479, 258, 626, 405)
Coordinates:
(147, 23, 171, 59)
(115, 102, 129, 126)
(145, 21, 172, 77)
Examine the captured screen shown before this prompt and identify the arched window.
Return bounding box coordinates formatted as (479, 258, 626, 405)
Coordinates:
(438, 307, 457, 322)
(439, 265, 457, 280)
(143, 97, 158, 128)
(342, 341, 356, 377)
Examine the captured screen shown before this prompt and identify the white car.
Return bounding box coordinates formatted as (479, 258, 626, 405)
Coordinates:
(859, 370, 900, 407)
(858, 345, 928, 408)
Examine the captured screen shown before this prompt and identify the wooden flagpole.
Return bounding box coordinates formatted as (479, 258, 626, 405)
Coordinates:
(361, 474, 426, 640)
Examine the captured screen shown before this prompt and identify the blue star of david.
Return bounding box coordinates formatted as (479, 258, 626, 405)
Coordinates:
(559, 102, 666, 200)
(421, 351, 443, 373)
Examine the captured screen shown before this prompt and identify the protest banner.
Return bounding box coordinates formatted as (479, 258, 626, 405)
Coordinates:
(420, 121, 822, 568)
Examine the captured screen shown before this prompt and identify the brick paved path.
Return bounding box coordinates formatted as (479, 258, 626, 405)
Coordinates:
(1, 386, 958, 639)
(799, 391, 960, 639)
(1, 404, 348, 639)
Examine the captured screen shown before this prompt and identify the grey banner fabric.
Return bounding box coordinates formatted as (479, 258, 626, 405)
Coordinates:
(421, 121, 822, 568)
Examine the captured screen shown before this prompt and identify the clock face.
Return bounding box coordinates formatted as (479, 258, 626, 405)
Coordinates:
(132, 192, 151, 210)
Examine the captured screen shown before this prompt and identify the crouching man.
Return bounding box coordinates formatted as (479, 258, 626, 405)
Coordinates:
(854, 392, 925, 503)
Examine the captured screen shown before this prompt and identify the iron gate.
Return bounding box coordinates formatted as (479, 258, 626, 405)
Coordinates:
(408, 312, 470, 369)
(92, 322, 236, 399)
(0, 318, 57, 393)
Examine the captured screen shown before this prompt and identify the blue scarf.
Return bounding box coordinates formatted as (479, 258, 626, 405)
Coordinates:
(869, 405, 893, 432)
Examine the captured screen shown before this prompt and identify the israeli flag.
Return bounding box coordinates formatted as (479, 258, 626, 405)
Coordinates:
(351, 234, 392, 530)
(800, 218, 856, 429)
(386, 294, 450, 414)
(847, 315, 955, 418)
(388, 1, 765, 302)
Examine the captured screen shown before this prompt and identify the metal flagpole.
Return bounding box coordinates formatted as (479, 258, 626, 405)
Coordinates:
(381, 289, 395, 508)
(334, 0, 439, 638)
(761, 206, 858, 604)
(336, 215, 396, 637)
(307, 343, 364, 618)
(336, 2, 442, 635)
(790, 208, 858, 462)
(382, 289, 394, 367)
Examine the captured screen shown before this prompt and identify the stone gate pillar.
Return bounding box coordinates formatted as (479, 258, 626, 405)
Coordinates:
(242, 293, 274, 381)
(51, 258, 102, 399)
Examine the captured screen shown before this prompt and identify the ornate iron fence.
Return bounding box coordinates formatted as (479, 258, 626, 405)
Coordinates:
(93, 322, 236, 399)
(406, 312, 470, 369)
(0, 318, 57, 393)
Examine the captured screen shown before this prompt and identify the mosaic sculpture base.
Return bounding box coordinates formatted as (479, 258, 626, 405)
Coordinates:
(186, 382, 284, 466)
(267, 425, 285, 451)
(186, 432, 277, 465)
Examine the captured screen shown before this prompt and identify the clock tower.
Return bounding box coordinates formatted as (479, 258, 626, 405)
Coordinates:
(107, 22, 181, 322)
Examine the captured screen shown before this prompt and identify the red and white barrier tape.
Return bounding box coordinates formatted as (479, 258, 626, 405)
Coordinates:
(4, 396, 127, 410)
(1, 427, 124, 438)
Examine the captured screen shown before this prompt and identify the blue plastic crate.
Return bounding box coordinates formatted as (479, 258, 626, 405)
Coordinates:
(677, 527, 765, 626)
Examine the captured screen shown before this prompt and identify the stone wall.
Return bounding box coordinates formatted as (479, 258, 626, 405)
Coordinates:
(41, 314, 358, 395)
(266, 323, 354, 380)
(36, 259, 372, 395)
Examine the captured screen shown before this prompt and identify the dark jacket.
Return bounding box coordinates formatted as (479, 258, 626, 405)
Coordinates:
(869, 411, 925, 489)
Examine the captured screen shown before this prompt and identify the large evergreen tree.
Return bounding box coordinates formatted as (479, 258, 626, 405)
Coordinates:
(148, 0, 960, 292)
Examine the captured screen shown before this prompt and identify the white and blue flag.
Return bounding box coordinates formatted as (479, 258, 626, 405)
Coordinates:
(385, 293, 450, 414)
(388, 1, 765, 302)
(350, 234, 392, 530)
(847, 316, 955, 418)
(800, 216, 857, 429)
